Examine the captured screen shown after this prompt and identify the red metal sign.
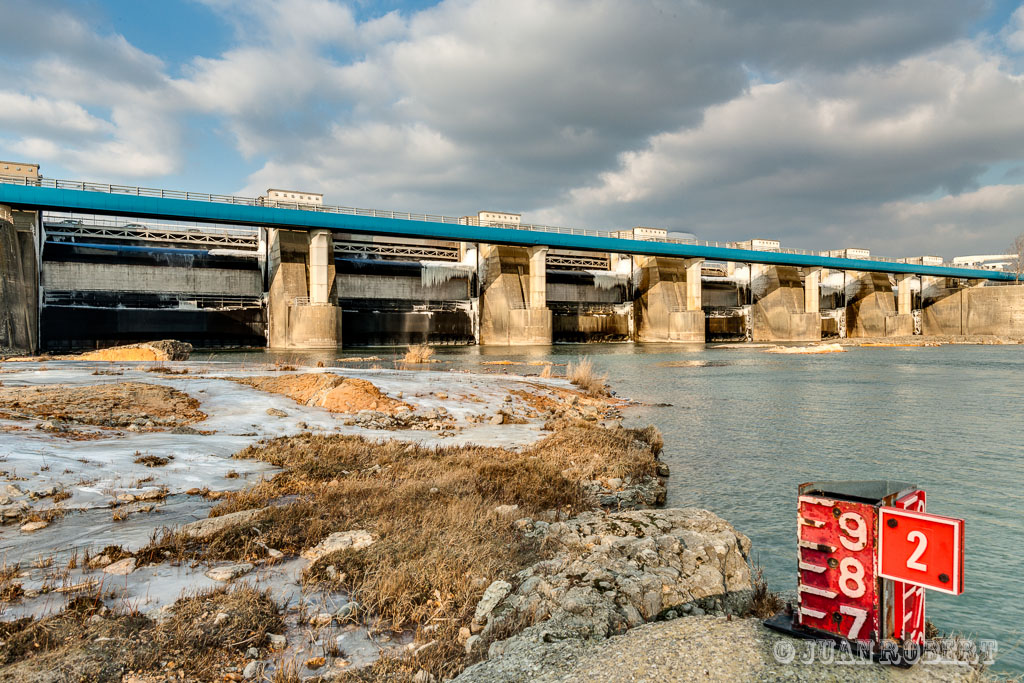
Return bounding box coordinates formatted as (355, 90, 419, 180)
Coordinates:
(797, 494, 879, 641)
(891, 490, 926, 645)
(878, 507, 964, 596)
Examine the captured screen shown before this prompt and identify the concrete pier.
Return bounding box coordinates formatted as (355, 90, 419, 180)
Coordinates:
(0, 205, 38, 353)
(267, 228, 343, 348)
(633, 256, 704, 342)
(479, 244, 552, 345)
(804, 267, 821, 314)
(846, 272, 912, 337)
(749, 265, 820, 342)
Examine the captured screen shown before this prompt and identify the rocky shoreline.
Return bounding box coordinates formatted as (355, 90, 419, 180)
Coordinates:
(0, 347, 989, 682)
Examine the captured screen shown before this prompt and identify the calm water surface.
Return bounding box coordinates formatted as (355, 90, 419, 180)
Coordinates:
(211, 343, 1024, 672)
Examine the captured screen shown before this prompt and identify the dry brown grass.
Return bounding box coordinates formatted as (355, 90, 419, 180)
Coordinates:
(0, 586, 281, 681)
(140, 419, 662, 680)
(133, 453, 172, 467)
(539, 363, 554, 378)
(403, 343, 434, 364)
(566, 356, 609, 396)
(747, 562, 783, 619)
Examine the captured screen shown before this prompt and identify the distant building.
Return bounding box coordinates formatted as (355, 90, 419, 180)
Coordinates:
(611, 227, 668, 241)
(824, 248, 870, 260)
(457, 211, 522, 228)
(0, 161, 40, 181)
(728, 238, 780, 252)
(260, 189, 323, 206)
(899, 255, 944, 266)
(952, 254, 1013, 266)
(477, 211, 520, 227)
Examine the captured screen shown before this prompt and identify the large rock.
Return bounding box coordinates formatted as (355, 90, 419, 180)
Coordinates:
(103, 557, 137, 575)
(179, 508, 267, 540)
(472, 508, 752, 655)
(205, 562, 254, 582)
(301, 530, 376, 563)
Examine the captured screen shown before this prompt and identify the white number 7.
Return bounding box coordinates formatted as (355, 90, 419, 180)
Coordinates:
(907, 530, 928, 571)
(840, 605, 868, 639)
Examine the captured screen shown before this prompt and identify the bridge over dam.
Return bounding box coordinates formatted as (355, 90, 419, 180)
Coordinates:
(1, 172, 1022, 353)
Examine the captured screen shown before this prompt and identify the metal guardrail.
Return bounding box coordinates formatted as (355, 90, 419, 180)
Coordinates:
(44, 290, 262, 310)
(333, 241, 460, 261)
(0, 173, 991, 272)
(546, 254, 611, 270)
(43, 215, 259, 248)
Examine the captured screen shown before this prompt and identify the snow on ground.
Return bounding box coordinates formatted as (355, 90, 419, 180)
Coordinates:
(0, 361, 572, 617)
(0, 360, 583, 672)
(0, 362, 560, 517)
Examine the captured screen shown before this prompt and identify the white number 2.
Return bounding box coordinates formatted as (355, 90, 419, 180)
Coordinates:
(906, 531, 928, 571)
(838, 512, 867, 551)
(840, 604, 869, 640)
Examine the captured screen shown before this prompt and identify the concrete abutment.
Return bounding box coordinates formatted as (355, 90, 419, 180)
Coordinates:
(0, 205, 38, 354)
(922, 283, 1024, 336)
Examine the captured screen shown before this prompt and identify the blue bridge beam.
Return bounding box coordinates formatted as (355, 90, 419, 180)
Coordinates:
(0, 182, 1017, 282)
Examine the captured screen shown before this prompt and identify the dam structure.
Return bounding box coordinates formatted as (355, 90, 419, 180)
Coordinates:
(1, 169, 1022, 353)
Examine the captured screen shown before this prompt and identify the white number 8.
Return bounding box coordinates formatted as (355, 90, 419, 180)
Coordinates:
(838, 557, 866, 598)
(838, 512, 867, 552)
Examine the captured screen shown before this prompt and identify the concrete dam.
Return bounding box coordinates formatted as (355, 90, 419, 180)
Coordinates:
(3, 209, 1024, 353)
(1, 170, 1023, 353)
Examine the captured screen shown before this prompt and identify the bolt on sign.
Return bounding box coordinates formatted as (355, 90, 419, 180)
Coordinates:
(764, 480, 966, 665)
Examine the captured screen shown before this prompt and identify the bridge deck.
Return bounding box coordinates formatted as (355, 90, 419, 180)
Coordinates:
(0, 176, 1016, 281)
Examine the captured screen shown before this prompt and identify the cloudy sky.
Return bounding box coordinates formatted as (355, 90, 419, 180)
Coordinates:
(1, 0, 1023, 258)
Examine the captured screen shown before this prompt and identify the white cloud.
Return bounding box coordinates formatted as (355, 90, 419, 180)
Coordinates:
(1004, 5, 1024, 52)
(0, 0, 1021, 256)
(0, 92, 113, 138)
(546, 41, 1024, 257)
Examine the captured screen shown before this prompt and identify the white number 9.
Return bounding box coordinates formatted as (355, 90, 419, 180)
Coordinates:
(838, 512, 867, 552)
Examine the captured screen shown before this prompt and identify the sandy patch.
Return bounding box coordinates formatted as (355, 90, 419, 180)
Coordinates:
(765, 343, 845, 355)
(0, 381, 206, 430)
(4, 340, 192, 363)
(233, 373, 411, 415)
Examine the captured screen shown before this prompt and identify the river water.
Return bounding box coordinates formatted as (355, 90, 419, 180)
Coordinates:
(209, 342, 1024, 673)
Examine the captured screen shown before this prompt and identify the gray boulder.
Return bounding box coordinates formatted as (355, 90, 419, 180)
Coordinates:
(470, 508, 752, 658)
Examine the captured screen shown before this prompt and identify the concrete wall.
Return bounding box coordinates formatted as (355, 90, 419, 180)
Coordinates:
(749, 265, 820, 342)
(43, 262, 262, 295)
(0, 207, 38, 353)
(922, 285, 1024, 336)
(267, 228, 342, 348)
(479, 244, 551, 345)
(845, 272, 912, 337)
(633, 256, 704, 342)
(335, 273, 470, 301)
